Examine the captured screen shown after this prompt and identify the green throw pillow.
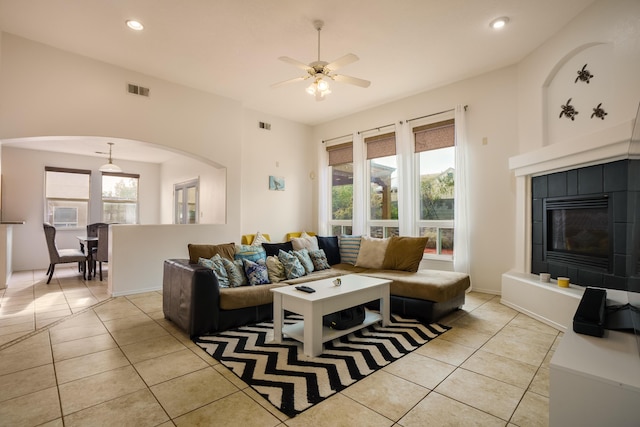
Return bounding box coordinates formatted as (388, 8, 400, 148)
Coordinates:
(278, 249, 306, 280)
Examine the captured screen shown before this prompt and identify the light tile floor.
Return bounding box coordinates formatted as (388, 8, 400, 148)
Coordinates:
(0, 267, 561, 426)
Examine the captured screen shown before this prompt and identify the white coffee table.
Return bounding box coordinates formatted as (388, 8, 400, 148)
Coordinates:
(271, 274, 390, 357)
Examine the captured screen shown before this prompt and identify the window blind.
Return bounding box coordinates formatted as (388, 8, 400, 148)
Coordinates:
(326, 142, 353, 166)
(365, 132, 396, 160)
(413, 119, 455, 153)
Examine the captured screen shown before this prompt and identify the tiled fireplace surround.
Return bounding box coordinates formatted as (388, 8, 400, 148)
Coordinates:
(501, 120, 638, 331)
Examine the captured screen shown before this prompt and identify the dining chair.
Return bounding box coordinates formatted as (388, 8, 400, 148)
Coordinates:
(43, 223, 87, 284)
(95, 225, 109, 281)
(85, 222, 108, 274)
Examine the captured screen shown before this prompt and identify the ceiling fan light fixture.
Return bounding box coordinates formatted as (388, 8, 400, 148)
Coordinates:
(98, 142, 122, 172)
(306, 78, 331, 99)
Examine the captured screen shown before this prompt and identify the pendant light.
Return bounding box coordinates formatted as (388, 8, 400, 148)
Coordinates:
(98, 142, 122, 173)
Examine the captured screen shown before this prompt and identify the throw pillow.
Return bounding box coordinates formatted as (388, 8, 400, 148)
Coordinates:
(317, 235, 341, 265)
(382, 236, 429, 272)
(220, 257, 247, 287)
(308, 249, 331, 270)
(187, 242, 235, 264)
(251, 231, 269, 246)
(291, 233, 319, 251)
(243, 259, 270, 285)
(338, 235, 362, 265)
(234, 244, 267, 263)
(197, 255, 230, 288)
(293, 248, 314, 274)
(262, 241, 294, 257)
(266, 256, 286, 283)
(278, 249, 306, 280)
(355, 236, 390, 269)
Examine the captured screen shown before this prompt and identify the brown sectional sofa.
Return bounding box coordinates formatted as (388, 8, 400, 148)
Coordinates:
(162, 236, 470, 337)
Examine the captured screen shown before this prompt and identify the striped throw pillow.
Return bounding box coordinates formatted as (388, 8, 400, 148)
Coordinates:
(338, 235, 362, 265)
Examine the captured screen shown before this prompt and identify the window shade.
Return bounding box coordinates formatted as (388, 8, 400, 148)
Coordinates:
(326, 142, 353, 166)
(413, 119, 455, 153)
(365, 132, 396, 160)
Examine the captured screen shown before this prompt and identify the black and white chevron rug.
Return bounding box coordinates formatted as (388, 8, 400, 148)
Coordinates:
(194, 313, 450, 417)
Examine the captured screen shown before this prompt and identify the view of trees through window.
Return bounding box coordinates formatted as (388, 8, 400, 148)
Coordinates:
(102, 173, 139, 224)
(418, 145, 455, 255)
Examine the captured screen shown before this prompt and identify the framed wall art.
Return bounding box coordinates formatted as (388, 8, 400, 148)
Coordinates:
(269, 175, 285, 191)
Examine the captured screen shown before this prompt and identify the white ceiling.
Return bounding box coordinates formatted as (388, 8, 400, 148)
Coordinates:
(0, 0, 595, 162)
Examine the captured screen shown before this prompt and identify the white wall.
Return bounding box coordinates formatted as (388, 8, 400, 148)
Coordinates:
(241, 109, 314, 242)
(160, 156, 226, 225)
(0, 33, 244, 240)
(0, 34, 316, 293)
(517, 0, 640, 153)
(1, 146, 161, 271)
(312, 67, 520, 295)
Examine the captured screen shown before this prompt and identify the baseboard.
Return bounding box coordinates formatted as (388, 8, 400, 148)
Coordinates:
(112, 285, 161, 297)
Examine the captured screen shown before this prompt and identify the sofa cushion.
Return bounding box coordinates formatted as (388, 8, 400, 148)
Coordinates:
(355, 236, 389, 269)
(234, 244, 267, 262)
(338, 235, 362, 265)
(243, 259, 269, 285)
(262, 241, 294, 257)
(278, 249, 306, 279)
(266, 255, 286, 283)
(220, 257, 247, 287)
(382, 236, 429, 272)
(308, 249, 331, 271)
(197, 255, 230, 288)
(291, 233, 319, 251)
(361, 269, 470, 303)
(219, 283, 289, 310)
(317, 236, 341, 265)
(188, 243, 235, 264)
(293, 248, 314, 274)
(251, 231, 269, 246)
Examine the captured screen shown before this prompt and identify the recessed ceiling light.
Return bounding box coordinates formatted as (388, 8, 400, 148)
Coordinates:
(490, 17, 509, 30)
(126, 20, 144, 31)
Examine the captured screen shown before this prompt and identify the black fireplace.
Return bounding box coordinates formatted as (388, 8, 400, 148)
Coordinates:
(544, 195, 612, 271)
(531, 160, 637, 291)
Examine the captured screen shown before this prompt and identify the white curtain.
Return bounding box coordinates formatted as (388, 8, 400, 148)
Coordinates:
(317, 139, 329, 236)
(454, 105, 471, 282)
(397, 121, 414, 236)
(351, 131, 365, 235)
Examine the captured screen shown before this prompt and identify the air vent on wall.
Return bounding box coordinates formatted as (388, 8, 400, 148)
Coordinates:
(127, 83, 150, 97)
(258, 121, 271, 130)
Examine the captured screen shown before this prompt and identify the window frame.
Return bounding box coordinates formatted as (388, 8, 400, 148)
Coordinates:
(44, 166, 91, 230)
(326, 140, 354, 236)
(413, 118, 455, 260)
(365, 132, 399, 238)
(101, 171, 140, 224)
(174, 178, 200, 224)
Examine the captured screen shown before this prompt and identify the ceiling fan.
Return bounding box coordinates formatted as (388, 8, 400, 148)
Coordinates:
(272, 20, 371, 101)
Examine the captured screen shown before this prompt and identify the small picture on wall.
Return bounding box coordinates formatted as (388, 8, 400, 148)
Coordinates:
(269, 175, 285, 191)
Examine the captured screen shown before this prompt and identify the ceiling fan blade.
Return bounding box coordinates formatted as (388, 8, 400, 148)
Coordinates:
(270, 76, 308, 89)
(325, 53, 359, 71)
(332, 74, 371, 88)
(278, 56, 312, 72)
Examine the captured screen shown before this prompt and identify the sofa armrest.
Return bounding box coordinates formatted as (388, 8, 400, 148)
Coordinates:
(162, 259, 221, 337)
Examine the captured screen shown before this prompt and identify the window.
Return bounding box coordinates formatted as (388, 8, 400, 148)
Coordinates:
(102, 172, 139, 224)
(327, 142, 354, 235)
(45, 167, 91, 229)
(366, 132, 399, 238)
(174, 178, 199, 224)
(414, 119, 455, 257)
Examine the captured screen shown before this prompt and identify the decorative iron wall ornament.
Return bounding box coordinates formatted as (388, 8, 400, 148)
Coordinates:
(559, 98, 579, 121)
(575, 64, 594, 83)
(591, 103, 607, 120)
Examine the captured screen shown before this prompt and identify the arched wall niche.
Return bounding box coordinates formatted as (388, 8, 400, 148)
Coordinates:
(542, 42, 614, 146)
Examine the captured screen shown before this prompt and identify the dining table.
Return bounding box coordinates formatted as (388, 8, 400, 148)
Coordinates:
(76, 235, 99, 280)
